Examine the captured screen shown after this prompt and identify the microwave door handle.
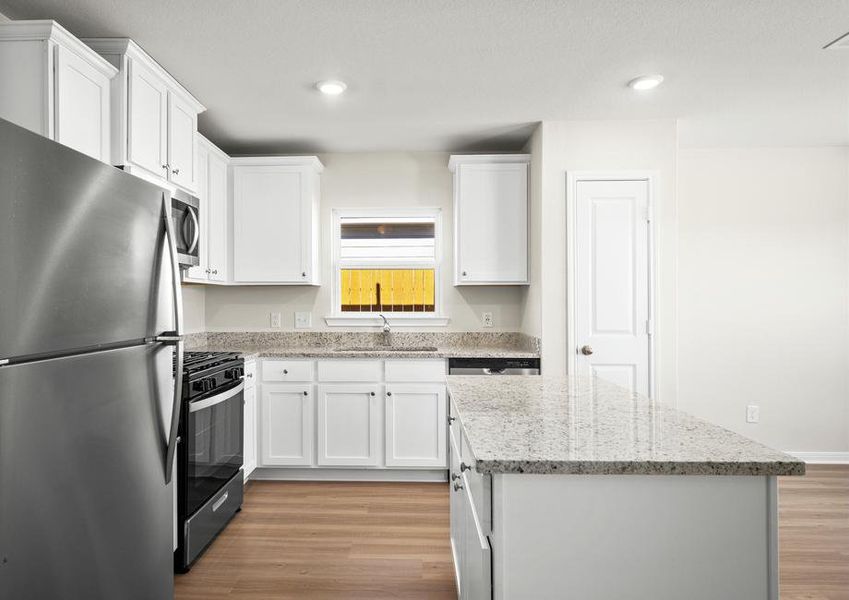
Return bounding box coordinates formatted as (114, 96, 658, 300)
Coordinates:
(186, 206, 200, 255)
(160, 192, 184, 484)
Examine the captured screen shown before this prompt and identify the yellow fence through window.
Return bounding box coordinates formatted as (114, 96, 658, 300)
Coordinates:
(341, 269, 435, 312)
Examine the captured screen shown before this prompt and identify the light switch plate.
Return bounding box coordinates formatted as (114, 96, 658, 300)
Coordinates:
(746, 405, 759, 424)
(294, 312, 312, 329)
(270, 312, 282, 328)
(482, 312, 493, 328)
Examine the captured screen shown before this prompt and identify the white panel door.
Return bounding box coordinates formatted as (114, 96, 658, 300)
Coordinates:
(243, 383, 257, 479)
(317, 384, 380, 466)
(207, 151, 228, 281)
(233, 166, 306, 282)
(167, 92, 197, 191)
(575, 179, 650, 396)
(385, 384, 447, 467)
(127, 58, 167, 177)
(185, 144, 209, 280)
(260, 384, 313, 466)
(456, 163, 528, 284)
(54, 45, 110, 161)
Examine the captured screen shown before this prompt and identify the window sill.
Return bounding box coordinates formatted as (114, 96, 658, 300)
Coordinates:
(324, 314, 450, 327)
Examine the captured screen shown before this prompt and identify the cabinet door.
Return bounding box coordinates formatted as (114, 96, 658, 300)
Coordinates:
(167, 92, 197, 191)
(233, 166, 309, 283)
(54, 45, 111, 162)
(206, 151, 228, 282)
(385, 384, 446, 467)
(316, 384, 380, 466)
(260, 384, 313, 466)
(461, 472, 492, 600)
(455, 163, 528, 284)
(127, 58, 167, 177)
(185, 144, 209, 280)
(243, 383, 257, 479)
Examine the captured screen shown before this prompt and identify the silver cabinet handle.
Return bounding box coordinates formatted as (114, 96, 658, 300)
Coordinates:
(453, 482, 464, 492)
(172, 168, 180, 175)
(162, 163, 169, 171)
(246, 373, 253, 378)
(303, 390, 308, 396)
(386, 391, 392, 397)
(462, 271, 468, 276)
(460, 462, 471, 472)
(212, 269, 218, 275)
(283, 369, 289, 374)
(301, 271, 307, 277)
(205, 268, 211, 274)
(451, 473, 461, 481)
(370, 391, 376, 396)
(580, 345, 594, 356)
(448, 416, 456, 424)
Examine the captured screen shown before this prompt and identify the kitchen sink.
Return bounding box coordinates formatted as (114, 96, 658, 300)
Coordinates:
(335, 346, 438, 353)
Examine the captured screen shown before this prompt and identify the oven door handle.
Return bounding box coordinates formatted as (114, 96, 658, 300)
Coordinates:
(189, 382, 244, 413)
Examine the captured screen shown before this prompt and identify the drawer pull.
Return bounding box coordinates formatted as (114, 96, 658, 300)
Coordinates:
(212, 491, 228, 512)
(453, 482, 464, 492)
(303, 390, 308, 396)
(460, 462, 471, 472)
(283, 369, 289, 375)
(451, 473, 461, 481)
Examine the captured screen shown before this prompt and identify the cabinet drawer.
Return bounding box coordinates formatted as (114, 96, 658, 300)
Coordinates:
(385, 359, 446, 382)
(243, 360, 257, 389)
(317, 360, 382, 382)
(262, 359, 314, 382)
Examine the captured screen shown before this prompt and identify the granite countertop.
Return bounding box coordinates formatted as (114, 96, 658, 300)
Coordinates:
(446, 375, 805, 477)
(189, 343, 539, 361)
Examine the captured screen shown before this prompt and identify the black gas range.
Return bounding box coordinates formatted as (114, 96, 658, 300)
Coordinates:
(174, 351, 245, 572)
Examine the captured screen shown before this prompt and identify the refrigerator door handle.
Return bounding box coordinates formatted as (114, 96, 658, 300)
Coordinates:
(162, 192, 184, 484)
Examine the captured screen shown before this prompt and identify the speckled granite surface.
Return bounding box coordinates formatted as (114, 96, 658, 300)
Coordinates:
(447, 375, 805, 477)
(183, 331, 540, 360)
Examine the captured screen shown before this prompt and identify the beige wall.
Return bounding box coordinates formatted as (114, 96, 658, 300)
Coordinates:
(519, 125, 543, 338)
(181, 284, 206, 334)
(531, 120, 679, 406)
(203, 152, 524, 331)
(677, 147, 849, 453)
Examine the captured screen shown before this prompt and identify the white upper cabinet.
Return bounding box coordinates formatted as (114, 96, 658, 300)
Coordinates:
(0, 21, 116, 162)
(83, 38, 205, 193)
(449, 154, 530, 285)
(231, 157, 322, 285)
(185, 134, 229, 283)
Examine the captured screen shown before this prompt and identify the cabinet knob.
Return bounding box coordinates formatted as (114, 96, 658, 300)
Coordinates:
(283, 369, 289, 375)
(451, 473, 461, 481)
(386, 391, 392, 397)
(172, 168, 180, 175)
(462, 271, 468, 277)
(580, 345, 594, 356)
(370, 391, 376, 396)
(212, 269, 218, 275)
(460, 462, 471, 472)
(301, 271, 307, 277)
(161, 164, 169, 171)
(448, 416, 456, 424)
(453, 482, 464, 492)
(303, 391, 308, 396)
(246, 373, 253, 378)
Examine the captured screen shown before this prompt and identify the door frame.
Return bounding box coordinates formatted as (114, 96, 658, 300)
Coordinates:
(565, 171, 659, 399)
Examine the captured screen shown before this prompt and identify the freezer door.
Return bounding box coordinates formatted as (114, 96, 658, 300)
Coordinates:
(0, 344, 174, 600)
(0, 118, 174, 360)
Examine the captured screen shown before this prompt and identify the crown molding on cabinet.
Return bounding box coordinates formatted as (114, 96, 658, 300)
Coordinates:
(83, 37, 205, 113)
(448, 153, 530, 172)
(0, 20, 117, 78)
(229, 155, 324, 172)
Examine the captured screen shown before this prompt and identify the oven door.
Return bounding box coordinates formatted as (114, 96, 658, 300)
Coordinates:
(185, 382, 243, 516)
(171, 190, 200, 268)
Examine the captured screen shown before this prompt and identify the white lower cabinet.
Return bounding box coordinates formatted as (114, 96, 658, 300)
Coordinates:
(385, 384, 447, 467)
(316, 383, 381, 466)
(261, 384, 314, 466)
(242, 360, 257, 480)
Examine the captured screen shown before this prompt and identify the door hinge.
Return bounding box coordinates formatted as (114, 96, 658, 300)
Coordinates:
(645, 319, 654, 336)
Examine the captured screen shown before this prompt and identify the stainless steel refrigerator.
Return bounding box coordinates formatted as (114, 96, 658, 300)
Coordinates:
(0, 118, 182, 599)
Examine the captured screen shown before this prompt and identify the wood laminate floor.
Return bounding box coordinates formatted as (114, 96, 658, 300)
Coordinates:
(175, 466, 849, 599)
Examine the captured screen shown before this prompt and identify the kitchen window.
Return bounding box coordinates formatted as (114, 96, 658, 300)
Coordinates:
(326, 209, 448, 326)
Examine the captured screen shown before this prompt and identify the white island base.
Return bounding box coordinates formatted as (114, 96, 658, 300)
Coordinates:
(485, 474, 777, 600)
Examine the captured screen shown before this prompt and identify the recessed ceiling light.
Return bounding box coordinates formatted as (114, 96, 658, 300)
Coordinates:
(627, 74, 664, 91)
(316, 80, 347, 96)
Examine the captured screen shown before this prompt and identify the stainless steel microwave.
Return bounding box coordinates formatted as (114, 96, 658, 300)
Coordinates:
(171, 189, 200, 268)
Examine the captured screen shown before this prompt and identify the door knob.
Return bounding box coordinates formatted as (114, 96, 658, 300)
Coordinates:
(580, 345, 594, 356)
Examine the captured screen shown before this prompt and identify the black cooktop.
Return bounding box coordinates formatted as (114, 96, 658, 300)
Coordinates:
(174, 351, 242, 378)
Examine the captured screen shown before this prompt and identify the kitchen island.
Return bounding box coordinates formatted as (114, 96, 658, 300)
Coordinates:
(445, 375, 804, 600)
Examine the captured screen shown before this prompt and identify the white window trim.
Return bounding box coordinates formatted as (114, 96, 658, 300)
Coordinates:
(325, 207, 449, 327)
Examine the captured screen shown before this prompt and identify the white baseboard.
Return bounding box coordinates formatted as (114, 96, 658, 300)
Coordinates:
(249, 467, 448, 482)
(786, 451, 849, 464)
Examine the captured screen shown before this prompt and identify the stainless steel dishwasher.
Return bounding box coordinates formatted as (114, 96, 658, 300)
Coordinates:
(448, 357, 540, 375)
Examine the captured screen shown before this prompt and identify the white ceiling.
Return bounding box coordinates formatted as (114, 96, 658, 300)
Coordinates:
(2, 0, 848, 153)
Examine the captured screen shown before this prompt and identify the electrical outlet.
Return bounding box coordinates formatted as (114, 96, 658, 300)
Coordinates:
(482, 312, 493, 328)
(746, 405, 760, 424)
(270, 312, 282, 328)
(294, 312, 312, 329)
